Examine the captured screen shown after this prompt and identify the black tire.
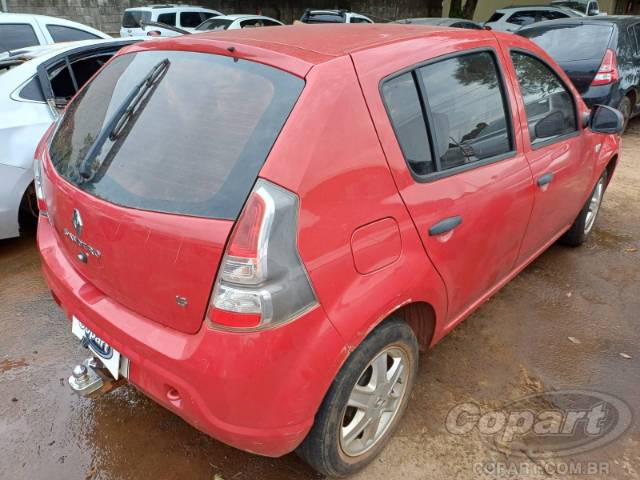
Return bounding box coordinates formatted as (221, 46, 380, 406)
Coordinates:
(560, 170, 608, 247)
(297, 318, 418, 477)
(18, 183, 38, 236)
(617, 96, 632, 134)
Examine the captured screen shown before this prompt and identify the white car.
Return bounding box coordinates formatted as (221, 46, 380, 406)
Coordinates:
(299, 9, 373, 24)
(0, 13, 110, 52)
(141, 14, 284, 37)
(0, 38, 139, 240)
(120, 5, 222, 37)
(194, 14, 284, 31)
(484, 5, 585, 32)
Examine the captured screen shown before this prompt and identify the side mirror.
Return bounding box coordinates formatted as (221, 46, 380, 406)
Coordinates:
(534, 110, 566, 139)
(590, 104, 624, 134)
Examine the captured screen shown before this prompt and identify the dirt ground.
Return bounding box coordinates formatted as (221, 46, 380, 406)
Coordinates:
(1, 121, 639, 480)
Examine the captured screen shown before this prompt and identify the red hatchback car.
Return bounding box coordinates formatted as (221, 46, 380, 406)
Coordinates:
(36, 25, 622, 476)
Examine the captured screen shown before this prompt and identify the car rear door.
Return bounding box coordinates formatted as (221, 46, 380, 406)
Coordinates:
(498, 36, 595, 263)
(352, 34, 535, 326)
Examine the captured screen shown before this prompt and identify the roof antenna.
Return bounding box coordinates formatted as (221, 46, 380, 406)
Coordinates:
(227, 45, 239, 62)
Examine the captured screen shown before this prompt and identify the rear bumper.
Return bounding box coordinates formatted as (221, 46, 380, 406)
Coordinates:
(582, 85, 620, 110)
(38, 216, 348, 456)
(0, 163, 32, 240)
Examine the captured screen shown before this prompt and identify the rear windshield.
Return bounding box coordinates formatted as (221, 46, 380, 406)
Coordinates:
(49, 50, 304, 220)
(195, 18, 233, 31)
(487, 12, 505, 22)
(519, 24, 612, 61)
(122, 10, 152, 28)
(302, 13, 344, 23)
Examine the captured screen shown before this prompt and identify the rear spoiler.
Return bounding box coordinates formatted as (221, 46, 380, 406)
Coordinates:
(140, 21, 191, 35)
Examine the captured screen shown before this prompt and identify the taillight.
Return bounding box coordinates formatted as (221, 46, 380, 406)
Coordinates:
(33, 154, 47, 213)
(147, 30, 162, 37)
(591, 49, 619, 86)
(207, 179, 318, 331)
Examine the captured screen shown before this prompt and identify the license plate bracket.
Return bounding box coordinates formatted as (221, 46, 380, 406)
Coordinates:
(71, 317, 123, 380)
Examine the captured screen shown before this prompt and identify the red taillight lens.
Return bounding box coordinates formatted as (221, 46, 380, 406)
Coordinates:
(591, 49, 619, 87)
(147, 30, 162, 37)
(227, 193, 265, 258)
(207, 179, 317, 331)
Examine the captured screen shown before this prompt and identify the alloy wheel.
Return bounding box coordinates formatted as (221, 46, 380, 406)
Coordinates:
(584, 176, 605, 235)
(339, 346, 410, 457)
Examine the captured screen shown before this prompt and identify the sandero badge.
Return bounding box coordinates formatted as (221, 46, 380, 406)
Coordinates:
(63, 208, 101, 259)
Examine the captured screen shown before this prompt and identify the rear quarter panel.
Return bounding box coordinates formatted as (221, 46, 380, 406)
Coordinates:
(260, 55, 448, 351)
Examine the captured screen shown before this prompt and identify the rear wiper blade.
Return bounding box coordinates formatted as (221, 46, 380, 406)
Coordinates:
(78, 58, 170, 180)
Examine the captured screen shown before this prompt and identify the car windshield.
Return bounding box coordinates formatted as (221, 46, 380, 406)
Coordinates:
(551, 1, 588, 13)
(48, 50, 304, 220)
(519, 24, 612, 61)
(195, 18, 233, 30)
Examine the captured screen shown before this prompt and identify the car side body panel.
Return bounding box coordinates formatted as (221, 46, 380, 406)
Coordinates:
(261, 55, 449, 351)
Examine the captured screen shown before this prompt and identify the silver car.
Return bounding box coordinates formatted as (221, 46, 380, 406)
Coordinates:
(0, 38, 139, 240)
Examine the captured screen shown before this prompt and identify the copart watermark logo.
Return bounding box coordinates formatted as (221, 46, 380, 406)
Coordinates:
(445, 390, 632, 458)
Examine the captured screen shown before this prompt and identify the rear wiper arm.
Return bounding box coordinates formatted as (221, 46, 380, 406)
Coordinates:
(78, 58, 170, 180)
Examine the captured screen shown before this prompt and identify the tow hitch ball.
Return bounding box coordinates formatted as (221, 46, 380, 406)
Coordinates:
(68, 357, 125, 397)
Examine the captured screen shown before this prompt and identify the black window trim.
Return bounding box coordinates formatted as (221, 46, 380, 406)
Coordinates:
(46, 23, 101, 41)
(509, 47, 581, 151)
(380, 47, 517, 183)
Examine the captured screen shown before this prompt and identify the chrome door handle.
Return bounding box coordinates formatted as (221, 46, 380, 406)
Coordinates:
(429, 216, 463, 236)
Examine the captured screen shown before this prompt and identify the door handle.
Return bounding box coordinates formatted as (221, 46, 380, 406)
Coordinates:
(537, 172, 554, 187)
(429, 216, 463, 236)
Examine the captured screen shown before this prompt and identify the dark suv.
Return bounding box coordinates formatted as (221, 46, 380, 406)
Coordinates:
(519, 16, 640, 131)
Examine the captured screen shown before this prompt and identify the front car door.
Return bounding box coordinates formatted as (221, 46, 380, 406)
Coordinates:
(498, 36, 595, 264)
(353, 33, 535, 330)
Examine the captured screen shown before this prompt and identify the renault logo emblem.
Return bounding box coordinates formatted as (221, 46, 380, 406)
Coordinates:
(72, 209, 83, 237)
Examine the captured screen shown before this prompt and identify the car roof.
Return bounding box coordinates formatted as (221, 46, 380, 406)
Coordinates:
(136, 23, 492, 71)
(125, 4, 216, 11)
(496, 5, 576, 11)
(213, 14, 274, 21)
(395, 17, 474, 25)
(520, 14, 639, 30)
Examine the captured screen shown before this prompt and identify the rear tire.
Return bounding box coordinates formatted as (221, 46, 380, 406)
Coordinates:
(18, 183, 38, 236)
(297, 318, 418, 477)
(617, 96, 632, 134)
(560, 170, 607, 247)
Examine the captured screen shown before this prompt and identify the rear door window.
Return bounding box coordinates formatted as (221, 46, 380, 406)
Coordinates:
(510, 51, 577, 146)
(382, 50, 513, 178)
(49, 51, 304, 220)
(382, 72, 434, 175)
(47, 25, 101, 42)
(122, 10, 151, 28)
(506, 11, 539, 26)
(0, 24, 39, 51)
(418, 51, 513, 171)
(156, 13, 177, 26)
(180, 12, 206, 28)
